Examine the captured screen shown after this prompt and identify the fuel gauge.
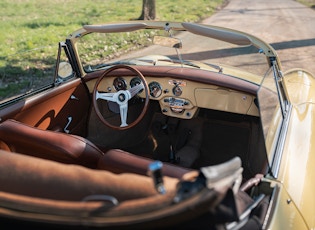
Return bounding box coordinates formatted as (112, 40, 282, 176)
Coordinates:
(172, 85, 182, 96)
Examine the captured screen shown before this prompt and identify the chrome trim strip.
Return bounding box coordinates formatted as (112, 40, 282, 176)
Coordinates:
(271, 103, 292, 178)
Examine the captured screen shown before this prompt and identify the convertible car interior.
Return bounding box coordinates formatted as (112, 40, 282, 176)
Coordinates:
(0, 65, 267, 180)
(0, 21, 297, 229)
(0, 64, 269, 229)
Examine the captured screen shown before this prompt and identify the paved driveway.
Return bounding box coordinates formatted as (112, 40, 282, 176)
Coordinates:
(118, 0, 315, 75)
(204, 0, 315, 74)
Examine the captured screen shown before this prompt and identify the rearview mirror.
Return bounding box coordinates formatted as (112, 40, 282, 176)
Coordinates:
(153, 36, 182, 49)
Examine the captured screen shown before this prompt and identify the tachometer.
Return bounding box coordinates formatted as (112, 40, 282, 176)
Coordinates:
(149, 81, 162, 98)
(113, 77, 127, 91)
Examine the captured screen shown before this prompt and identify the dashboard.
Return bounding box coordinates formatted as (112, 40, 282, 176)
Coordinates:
(87, 75, 259, 119)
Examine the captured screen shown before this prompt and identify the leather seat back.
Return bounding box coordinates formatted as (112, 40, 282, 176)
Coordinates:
(0, 119, 104, 168)
(0, 119, 192, 179)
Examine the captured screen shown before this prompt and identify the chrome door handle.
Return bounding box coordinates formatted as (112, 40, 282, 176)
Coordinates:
(64, 116, 72, 133)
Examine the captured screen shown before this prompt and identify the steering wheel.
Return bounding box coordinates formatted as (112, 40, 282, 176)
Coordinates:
(93, 65, 149, 130)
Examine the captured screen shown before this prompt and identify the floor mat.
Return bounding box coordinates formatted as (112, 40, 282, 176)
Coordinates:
(126, 112, 203, 168)
(194, 120, 251, 178)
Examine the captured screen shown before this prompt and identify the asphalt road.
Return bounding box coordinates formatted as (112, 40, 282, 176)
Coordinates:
(204, 0, 315, 74)
(117, 0, 315, 75)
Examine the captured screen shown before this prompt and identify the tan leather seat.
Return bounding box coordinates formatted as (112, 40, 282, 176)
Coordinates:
(0, 149, 222, 229)
(0, 119, 191, 178)
(0, 119, 104, 168)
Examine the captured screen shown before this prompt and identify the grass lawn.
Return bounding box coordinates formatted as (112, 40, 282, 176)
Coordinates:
(296, 0, 315, 7)
(0, 0, 226, 99)
(0, 0, 225, 57)
(0, 0, 313, 57)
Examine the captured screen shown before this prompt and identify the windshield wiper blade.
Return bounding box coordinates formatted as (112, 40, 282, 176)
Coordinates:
(173, 59, 200, 68)
(91, 58, 201, 70)
(205, 63, 223, 72)
(93, 61, 133, 70)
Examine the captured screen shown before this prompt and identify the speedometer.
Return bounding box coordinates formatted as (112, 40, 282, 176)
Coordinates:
(149, 81, 162, 98)
(130, 77, 141, 87)
(130, 77, 143, 94)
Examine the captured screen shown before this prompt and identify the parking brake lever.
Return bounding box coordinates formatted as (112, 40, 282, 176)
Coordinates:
(148, 161, 166, 194)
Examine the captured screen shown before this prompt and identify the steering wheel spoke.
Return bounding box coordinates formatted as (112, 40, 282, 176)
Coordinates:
(93, 65, 149, 130)
(96, 91, 117, 102)
(129, 82, 144, 97)
(119, 103, 128, 127)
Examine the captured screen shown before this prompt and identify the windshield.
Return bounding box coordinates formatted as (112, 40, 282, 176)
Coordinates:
(76, 27, 270, 80)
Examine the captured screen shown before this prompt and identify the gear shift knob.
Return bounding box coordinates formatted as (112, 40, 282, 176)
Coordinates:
(148, 161, 166, 194)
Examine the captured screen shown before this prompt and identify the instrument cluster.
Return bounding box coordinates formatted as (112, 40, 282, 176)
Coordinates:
(112, 76, 196, 119)
(113, 77, 187, 99)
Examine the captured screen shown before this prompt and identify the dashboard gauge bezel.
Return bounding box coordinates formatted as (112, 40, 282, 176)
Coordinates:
(148, 81, 162, 98)
(113, 77, 127, 91)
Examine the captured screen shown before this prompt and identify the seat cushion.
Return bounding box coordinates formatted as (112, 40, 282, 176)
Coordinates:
(0, 119, 193, 179)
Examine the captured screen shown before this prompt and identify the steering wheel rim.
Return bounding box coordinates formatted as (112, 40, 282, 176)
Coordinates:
(92, 65, 149, 130)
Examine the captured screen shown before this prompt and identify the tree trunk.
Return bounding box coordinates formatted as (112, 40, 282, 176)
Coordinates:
(138, 0, 156, 20)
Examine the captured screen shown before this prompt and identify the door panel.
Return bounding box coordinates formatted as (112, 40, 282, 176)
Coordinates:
(0, 79, 91, 136)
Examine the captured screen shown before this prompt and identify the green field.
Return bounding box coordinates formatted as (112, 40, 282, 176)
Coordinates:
(0, 0, 313, 57)
(0, 0, 226, 99)
(297, 0, 315, 7)
(0, 0, 225, 57)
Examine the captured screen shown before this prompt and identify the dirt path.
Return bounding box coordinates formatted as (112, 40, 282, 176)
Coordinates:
(204, 0, 315, 74)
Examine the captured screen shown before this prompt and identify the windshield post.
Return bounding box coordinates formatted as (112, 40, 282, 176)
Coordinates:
(271, 59, 289, 118)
